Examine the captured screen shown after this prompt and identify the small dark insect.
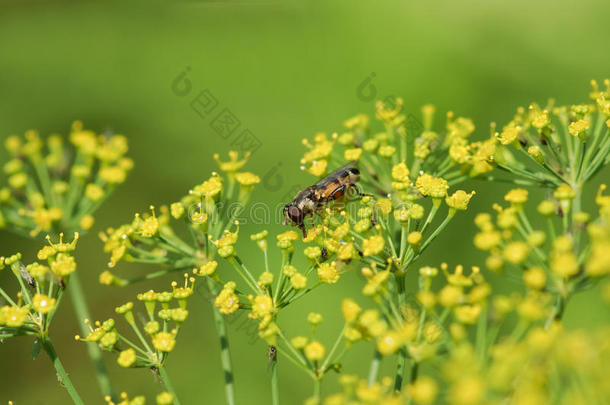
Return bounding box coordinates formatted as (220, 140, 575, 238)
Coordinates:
(283, 162, 370, 237)
(267, 345, 277, 371)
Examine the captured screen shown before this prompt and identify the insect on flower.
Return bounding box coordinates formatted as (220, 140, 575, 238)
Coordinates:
(283, 161, 371, 237)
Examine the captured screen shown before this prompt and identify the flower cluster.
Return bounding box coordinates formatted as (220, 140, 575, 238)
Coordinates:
(99, 151, 258, 284)
(0, 121, 132, 237)
(321, 324, 610, 405)
(300, 100, 490, 195)
(76, 274, 195, 369)
(490, 79, 610, 189)
(0, 233, 79, 337)
(474, 186, 610, 322)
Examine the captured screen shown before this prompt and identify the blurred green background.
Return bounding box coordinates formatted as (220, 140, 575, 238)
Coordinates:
(1, 0, 609, 403)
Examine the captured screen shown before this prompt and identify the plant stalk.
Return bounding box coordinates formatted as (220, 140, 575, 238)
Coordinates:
(67, 272, 114, 399)
(42, 338, 84, 405)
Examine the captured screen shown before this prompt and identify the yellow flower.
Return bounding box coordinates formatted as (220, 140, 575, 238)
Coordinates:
(448, 376, 485, 405)
(568, 119, 590, 139)
(277, 230, 299, 249)
(407, 376, 438, 405)
(587, 241, 610, 276)
(391, 162, 410, 182)
(85, 184, 105, 202)
(378, 145, 396, 158)
(257, 272, 274, 287)
(537, 200, 556, 216)
(249, 294, 274, 319)
(290, 273, 307, 290)
(554, 184, 575, 201)
(528, 145, 544, 163)
(117, 348, 137, 367)
(517, 293, 548, 321)
(341, 299, 361, 323)
(523, 267, 546, 289)
(195, 175, 223, 199)
(291, 336, 308, 350)
(362, 235, 385, 256)
(156, 392, 174, 405)
(407, 231, 422, 246)
(235, 172, 260, 187)
(439, 285, 462, 307)
(550, 252, 578, 277)
(503, 241, 530, 264)
(417, 291, 436, 309)
(446, 190, 475, 210)
(153, 331, 177, 352)
(50, 253, 77, 277)
(197, 261, 218, 277)
(170, 202, 185, 219)
(497, 125, 521, 145)
(473, 230, 501, 251)
(504, 188, 528, 205)
(317, 261, 340, 284)
(531, 108, 550, 129)
(415, 174, 449, 198)
(213, 151, 250, 172)
(375, 199, 392, 216)
(32, 293, 56, 314)
(344, 148, 362, 161)
(215, 282, 240, 314)
(377, 331, 402, 355)
(307, 312, 323, 326)
(79, 215, 95, 230)
(1, 305, 29, 327)
(304, 341, 325, 361)
(454, 304, 482, 324)
(99, 166, 127, 184)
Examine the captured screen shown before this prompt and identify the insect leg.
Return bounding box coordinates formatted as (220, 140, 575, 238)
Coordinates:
(350, 184, 373, 199)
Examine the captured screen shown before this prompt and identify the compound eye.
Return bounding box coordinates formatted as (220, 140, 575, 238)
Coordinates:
(288, 205, 303, 223)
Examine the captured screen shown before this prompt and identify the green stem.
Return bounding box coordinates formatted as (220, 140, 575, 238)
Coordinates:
(312, 378, 321, 402)
(367, 349, 382, 385)
(67, 272, 114, 398)
(158, 365, 181, 405)
(393, 348, 407, 391)
(207, 279, 236, 405)
(42, 338, 84, 405)
(270, 354, 279, 405)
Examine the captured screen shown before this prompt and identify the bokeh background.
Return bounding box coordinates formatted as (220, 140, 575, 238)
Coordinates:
(1, 0, 609, 403)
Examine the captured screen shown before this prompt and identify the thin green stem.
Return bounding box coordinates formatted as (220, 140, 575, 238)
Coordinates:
(367, 349, 382, 385)
(393, 348, 407, 391)
(207, 279, 236, 405)
(42, 338, 84, 405)
(158, 365, 181, 405)
(270, 354, 279, 405)
(67, 272, 114, 398)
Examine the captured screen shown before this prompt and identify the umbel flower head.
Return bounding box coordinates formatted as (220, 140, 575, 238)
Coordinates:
(98, 151, 258, 285)
(0, 121, 132, 237)
(0, 233, 79, 337)
(489, 79, 610, 189)
(300, 100, 486, 196)
(76, 274, 195, 368)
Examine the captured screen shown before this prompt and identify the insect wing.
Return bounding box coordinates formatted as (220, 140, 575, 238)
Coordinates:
(312, 161, 358, 190)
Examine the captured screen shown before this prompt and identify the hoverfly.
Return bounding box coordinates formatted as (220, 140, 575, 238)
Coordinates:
(283, 161, 370, 237)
